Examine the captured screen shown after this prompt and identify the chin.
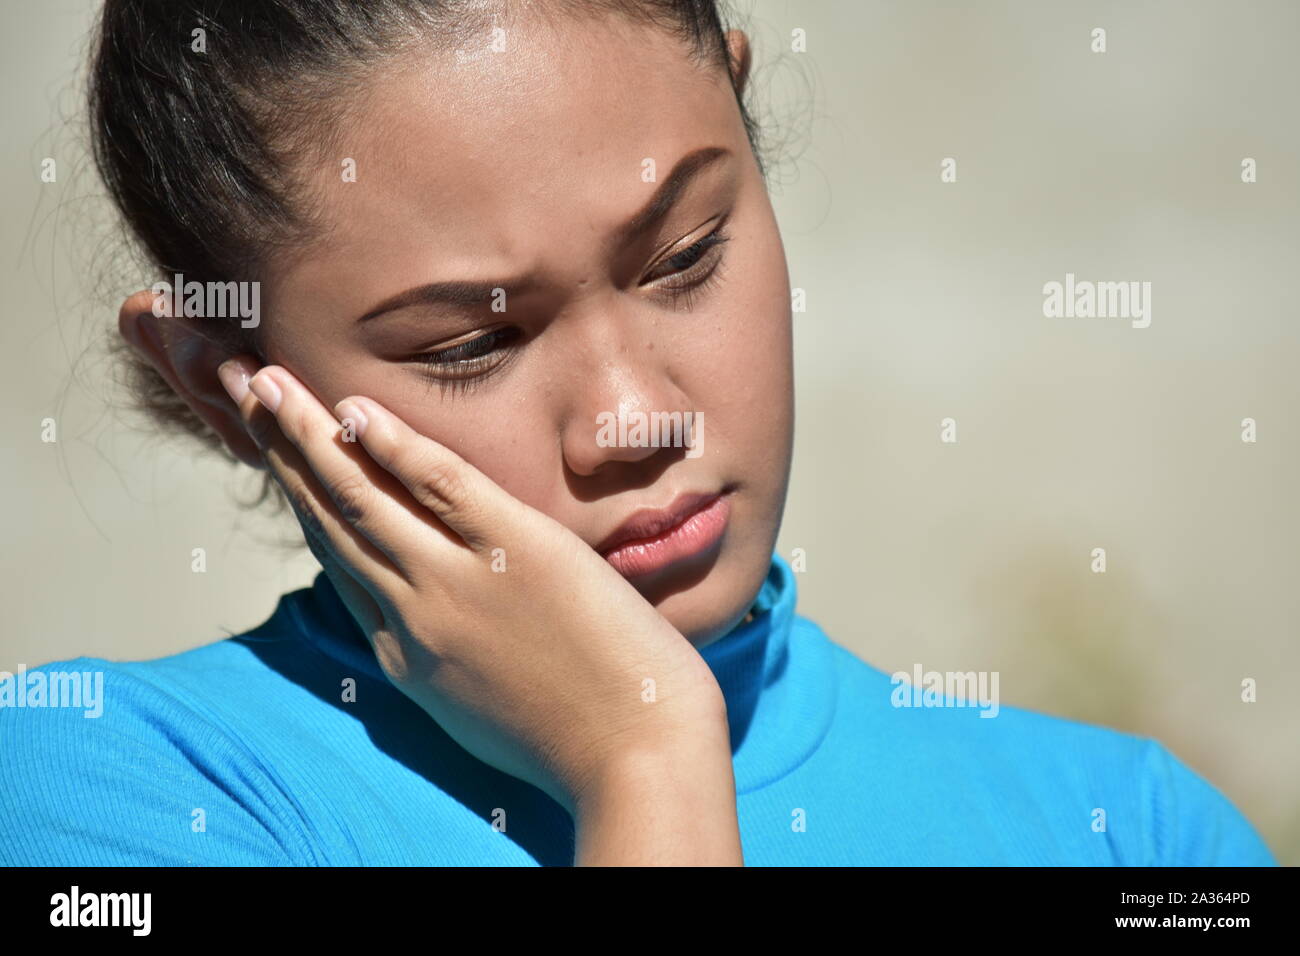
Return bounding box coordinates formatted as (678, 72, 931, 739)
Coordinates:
(629, 527, 777, 649)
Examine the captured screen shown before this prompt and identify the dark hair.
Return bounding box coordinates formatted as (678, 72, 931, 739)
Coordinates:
(89, 0, 768, 468)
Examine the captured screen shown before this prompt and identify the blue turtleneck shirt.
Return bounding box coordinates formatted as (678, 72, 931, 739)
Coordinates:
(0, 553, 1277, 865)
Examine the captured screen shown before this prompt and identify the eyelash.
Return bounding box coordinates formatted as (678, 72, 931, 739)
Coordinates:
(414, 326, 520, 399)
(646, 225, 731, 311)
(414, 222, 731, 396)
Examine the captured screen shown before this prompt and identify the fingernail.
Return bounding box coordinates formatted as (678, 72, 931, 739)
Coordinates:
(248, 369, 282, 413)
(335, 399, 368, 437)
(217, 359, 250, 404)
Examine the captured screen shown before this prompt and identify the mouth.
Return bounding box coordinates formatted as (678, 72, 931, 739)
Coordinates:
(597, 487, 734, 579)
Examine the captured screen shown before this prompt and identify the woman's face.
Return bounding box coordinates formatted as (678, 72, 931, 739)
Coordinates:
(245, 15, 792, 646)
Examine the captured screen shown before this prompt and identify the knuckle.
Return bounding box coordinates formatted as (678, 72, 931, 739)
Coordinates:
(285, 483, 326, 540)
(417, 457, 465, 511)
(292, 407, 327, 446)
(330, 471, 372, 525)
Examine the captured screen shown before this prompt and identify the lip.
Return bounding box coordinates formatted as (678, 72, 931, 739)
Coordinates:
(597, 489, 732, 579)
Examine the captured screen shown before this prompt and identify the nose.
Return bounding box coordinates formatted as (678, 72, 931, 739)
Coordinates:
(559, 317, 694, 478)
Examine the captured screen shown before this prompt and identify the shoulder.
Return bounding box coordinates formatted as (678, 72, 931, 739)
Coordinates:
(798, 616, 1275, 865)
(0, 651, 317, 865)
(1136, 737, 1277, 865)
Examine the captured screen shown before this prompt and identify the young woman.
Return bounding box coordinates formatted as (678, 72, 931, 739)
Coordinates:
(0, 0, 1276, 866)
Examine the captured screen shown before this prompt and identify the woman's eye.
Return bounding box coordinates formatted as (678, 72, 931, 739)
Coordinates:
(640, 221, 732, 311)
(415, 221, 733, 387)
(644, 223, 732, 286)
(417, 326, 520, 369)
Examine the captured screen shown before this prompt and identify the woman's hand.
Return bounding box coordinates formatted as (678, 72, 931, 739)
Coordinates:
(216, 356, 742, 863)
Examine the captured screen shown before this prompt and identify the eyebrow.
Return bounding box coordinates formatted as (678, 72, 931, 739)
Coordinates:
(357, 145, 733, 323)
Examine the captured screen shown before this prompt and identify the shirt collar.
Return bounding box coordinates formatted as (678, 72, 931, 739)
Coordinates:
(696, 551, 837, 793)
(285, 550, 834, 795)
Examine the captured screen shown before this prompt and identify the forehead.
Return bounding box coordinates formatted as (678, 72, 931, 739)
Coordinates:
(292, 12, 739, 274)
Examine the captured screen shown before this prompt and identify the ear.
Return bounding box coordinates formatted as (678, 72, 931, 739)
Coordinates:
(724, 28, 752, 97)
(117, 288, 265, 470)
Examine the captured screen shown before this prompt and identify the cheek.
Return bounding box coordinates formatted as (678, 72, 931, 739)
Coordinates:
(717, 228, 795, 510)
(716, 198, 792, 379)
(390, 401, 557, 508)
(690, 221, 793, 433)
(313, 348, 558, 512)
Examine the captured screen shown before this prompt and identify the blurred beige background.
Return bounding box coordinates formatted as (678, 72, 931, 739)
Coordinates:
(2, 0, 1296, 862)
